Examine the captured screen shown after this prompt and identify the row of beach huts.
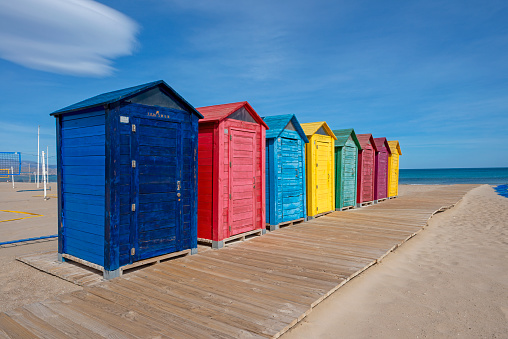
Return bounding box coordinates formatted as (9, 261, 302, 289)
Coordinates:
(52, 80, 402, 279)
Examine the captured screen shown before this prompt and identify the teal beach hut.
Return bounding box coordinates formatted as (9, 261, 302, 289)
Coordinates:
(263, 114, 309, 231)
(332, 128, 361, 210)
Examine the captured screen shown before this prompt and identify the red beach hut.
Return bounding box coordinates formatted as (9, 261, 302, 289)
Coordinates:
(373, 137, 391, 202)
(356, 134, 378, 207)
(196, 102, 268, 249)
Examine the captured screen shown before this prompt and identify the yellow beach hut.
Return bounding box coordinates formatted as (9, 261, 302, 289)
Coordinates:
(300, 122, 337, 219)
(387, 140, 402, 198)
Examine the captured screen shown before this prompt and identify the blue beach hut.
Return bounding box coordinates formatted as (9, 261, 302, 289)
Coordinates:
(51, 80, 203, 279)
(263, 114, 309, 231)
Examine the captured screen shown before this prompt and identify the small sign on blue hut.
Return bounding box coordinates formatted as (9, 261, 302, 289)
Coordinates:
(263, 114, 309, 231)
(51, 80, 203, 279)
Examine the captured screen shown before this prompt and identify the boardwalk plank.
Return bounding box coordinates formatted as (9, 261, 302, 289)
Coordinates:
(3, 184, 478, 339)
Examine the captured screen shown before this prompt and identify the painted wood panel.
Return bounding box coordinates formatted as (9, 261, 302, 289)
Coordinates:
(301, 122, 336, 218)
(387, 140, 401, 197)
(373, 138, 390, 200)
(53, 81, 201, 276)
(196, 102, 267, 244)
(333, 130, 360, 210)
(356, 134, 378, 205)
(60, 108, 106, 267)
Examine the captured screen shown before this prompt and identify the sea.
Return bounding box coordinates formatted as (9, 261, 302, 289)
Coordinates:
(4, 168, 508, 186)
(400, 167, 508, 185)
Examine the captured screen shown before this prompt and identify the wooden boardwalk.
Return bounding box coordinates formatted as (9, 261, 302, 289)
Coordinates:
(0, 185, 477, 338)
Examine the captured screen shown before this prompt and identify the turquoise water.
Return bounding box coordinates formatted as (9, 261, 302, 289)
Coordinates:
(400, 167, 508, 185)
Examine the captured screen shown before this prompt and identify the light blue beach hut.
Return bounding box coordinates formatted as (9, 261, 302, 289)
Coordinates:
(263, 114, 309, 231)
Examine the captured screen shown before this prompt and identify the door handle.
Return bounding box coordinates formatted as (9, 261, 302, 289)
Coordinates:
(253, 177, 256, 188)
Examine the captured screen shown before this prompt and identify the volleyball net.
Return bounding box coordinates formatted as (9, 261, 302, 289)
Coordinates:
(0, 152, 21, 178)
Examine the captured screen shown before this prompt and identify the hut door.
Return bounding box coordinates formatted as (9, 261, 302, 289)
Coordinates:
(315, 140, 331, 214)
(363, 147, 374, 201)
(343, 145, 357, 207)
(280, 137, 303, 223)
(130, 116, 183, 262)
(229, 128, 256, 236)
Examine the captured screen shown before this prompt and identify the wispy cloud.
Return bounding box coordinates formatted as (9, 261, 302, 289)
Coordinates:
(0, 0, 139, 76)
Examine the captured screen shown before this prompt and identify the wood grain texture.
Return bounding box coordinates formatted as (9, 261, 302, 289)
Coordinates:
(302, 122, 336, 217)
(265, 126, 307, 227)
(197, 102, 267, 242)
(387, 140, 401, 197)
(374, 138, 390, 200)
(56, 87, 199, 274)
(8, 185, 476, 338)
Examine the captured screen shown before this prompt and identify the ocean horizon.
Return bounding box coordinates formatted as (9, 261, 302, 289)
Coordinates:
(400, 167, 508, 185)
(2, 167, 508, 186)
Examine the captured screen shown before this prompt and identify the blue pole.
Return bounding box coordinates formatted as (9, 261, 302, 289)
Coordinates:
(0, 235, 57, 246)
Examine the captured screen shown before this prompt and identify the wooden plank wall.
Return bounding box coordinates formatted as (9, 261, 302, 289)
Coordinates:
(388, 149, 400, 197)
(197, 123, 215, 239)
(358, 144, 375, 203)
(60, 108, 106, 267)
(375, 146, 389, 200)
(278, 130, 305, 223)
(2, 185, 477, 338)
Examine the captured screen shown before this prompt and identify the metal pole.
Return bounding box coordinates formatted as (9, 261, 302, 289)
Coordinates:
(42, 151, 47, 199)
(28, 163, 31, 183)
(46, 146, 49, 185)
(11, 166, 14, 189)
(37, 125, 40, 188)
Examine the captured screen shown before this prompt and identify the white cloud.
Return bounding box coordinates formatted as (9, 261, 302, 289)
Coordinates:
(0, 0, 138, 76)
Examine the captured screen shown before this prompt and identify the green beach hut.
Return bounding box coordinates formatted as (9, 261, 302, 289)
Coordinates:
(332, 128, 362, 210)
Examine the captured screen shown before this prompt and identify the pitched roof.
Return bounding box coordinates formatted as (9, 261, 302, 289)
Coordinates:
(356, 134, 379, 152)
(262, 114, 309, 143)
(300, 121, 337, 140)
(51, 80, 203, 118)
(373, 137, 392, 154)
(388, 140, 402, 155)
(331, 128, 362, 150)
(196, 101, 268, 128)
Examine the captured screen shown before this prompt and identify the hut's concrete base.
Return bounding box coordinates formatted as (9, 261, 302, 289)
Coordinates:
(212, 240, 225, 249)
(104, 268, 121, 280)
(190, 247, 198, 255)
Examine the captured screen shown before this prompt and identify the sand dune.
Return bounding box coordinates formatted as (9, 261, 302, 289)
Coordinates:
(283, 184, 508, 338)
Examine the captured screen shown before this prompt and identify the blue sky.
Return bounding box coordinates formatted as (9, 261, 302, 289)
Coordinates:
(1, 0, 507, 169)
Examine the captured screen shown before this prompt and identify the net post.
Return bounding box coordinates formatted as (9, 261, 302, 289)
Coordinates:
(42, 151, 47, 199)
(37, 126, 40, 188)
(11, 166, 14, 189)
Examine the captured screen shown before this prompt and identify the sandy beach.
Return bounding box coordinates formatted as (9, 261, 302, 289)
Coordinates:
(283, 184, 508, 338)
(1, 183, 507, 337)
(0, 183, 81, 313)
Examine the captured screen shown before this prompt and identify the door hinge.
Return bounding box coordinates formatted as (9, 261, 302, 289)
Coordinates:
(132, 124, 136, 132)
(229, 225, 232, 232)
(131, 248, 135, 256)
(316, 163, 318, 167)
(229, 193, 232, 199)
(316, 185, 319, 189)
(131, 160, 136, 168)
(230, 134, 232, 141)
(131, 203, 136, 212)
(229, 161, 232, 168)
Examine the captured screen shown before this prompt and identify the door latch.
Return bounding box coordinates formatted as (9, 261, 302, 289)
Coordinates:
(131, 160, 136, 168)
(131, 248, 135, 256)
(132, 124, 136, 132)
(131, 204, 136, 212)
